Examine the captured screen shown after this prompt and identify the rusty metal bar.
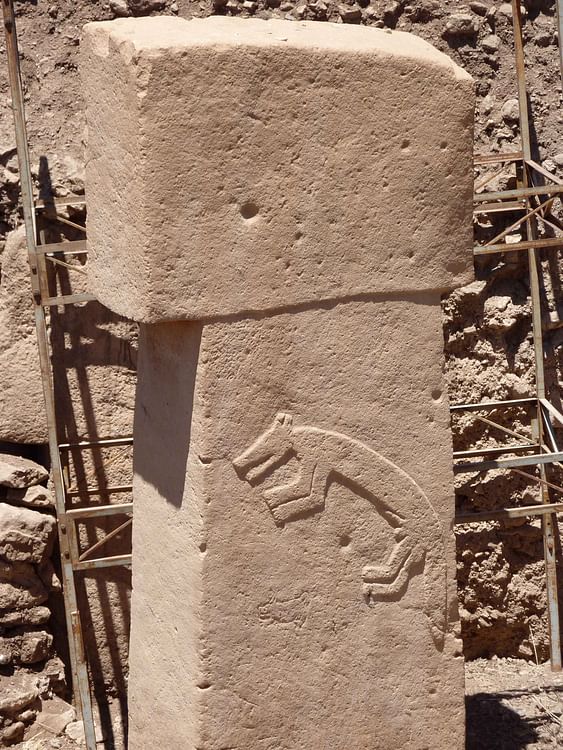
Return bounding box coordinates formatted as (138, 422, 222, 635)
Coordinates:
(474, 200, 526, 214)
(2, 1, 98, 742)
(59, 436, 134, 450)
(66, 484, 133, 498)
(512, 0, 561, 670)
(73, 554, 132, 572)
(474, 184, 563, 202)
(43, 292, 96, 307)
(485, 196, 555, 247)
(78, 518, 132, 563)
(474, 151, 524, 165)
(539, 398, 563, 428)
(557, 0, 563, 93)
(474, 237, 563, 256)
(454, 450, 563, 474)
(45, 255, 88, 276)
(35, 239, 88, 255)
(455, 501, 563, 524)
(453, 443, 539, 459)
(450, 397, 537, 412)
(474, 415, 531, 442)
(66, 503, 133, 520)
(35, 194, 86, 209)
(42, 213, 87, 233)
(526, 159, 563, 186)
(512, 468, 563, 497)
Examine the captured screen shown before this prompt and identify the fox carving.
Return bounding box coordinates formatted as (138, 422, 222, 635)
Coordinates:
(232, 412, 447, 649)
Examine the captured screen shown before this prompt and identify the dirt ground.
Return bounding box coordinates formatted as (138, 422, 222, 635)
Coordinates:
(466, 658, 563, 749)
(5, 657, 562, 749)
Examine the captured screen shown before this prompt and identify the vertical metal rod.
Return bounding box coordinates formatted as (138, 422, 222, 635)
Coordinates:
(556, 0, 563, 95)
(512, 0, 532, 162)
(1, 0, 98, 742)
(540, 407, 563, 671)
(512, 0, 562, 671)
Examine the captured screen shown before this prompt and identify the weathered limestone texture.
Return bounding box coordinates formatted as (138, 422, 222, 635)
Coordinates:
(83, 15, 474, 750)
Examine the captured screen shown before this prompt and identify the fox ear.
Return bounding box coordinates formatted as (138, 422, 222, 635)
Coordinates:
(275, 412, 293, 427)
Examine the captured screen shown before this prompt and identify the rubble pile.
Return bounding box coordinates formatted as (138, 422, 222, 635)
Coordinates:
(0, 454, 78, 747)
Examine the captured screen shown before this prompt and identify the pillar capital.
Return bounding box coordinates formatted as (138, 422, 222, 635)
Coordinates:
(83, 16, 473, 323)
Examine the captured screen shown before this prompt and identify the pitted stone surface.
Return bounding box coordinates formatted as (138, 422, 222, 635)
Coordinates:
(83, 15, 473, 750)
(0, 504, 56, 565)
(0, 455, 48, 490)
(83, 16, 473, 323)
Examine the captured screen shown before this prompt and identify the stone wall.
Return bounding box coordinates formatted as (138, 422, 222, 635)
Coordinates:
(0, 450, 80, 746)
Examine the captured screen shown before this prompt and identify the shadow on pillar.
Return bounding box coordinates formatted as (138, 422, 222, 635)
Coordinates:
(134, 321, 202, 509)
(38, 155, 136, 749)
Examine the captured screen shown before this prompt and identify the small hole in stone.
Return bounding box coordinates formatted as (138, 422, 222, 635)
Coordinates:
(199, 543, 207, 554)
(401, 139, 410, 151)
(431, 389, 442, 402)
(240, 201, 259, 220)
(440, 141, 448, 150)
(339, 534, 351, 547)
(197, 680, 212, 690)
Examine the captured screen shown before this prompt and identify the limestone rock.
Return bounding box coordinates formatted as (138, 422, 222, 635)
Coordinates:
(0, 672, 40, 715)
(1, 721, 25, 746)
(0, 561, 48, 610)
(443, 13, 479, 39)
(25, 697, 75, 741)
(109, 0, 131, 16)
(483, 295, 525, 331)
(128, 0, 166, 13)
(37, 559, 61, 592)
(339, 4, 362, 22)
(65, 720, 86, 745)
(39, 657, 67, 696)
(0, 606, 50, 629)
(5, 486, 55, 509)
(0, 455, 48, 490)
(0, 504, 56, 565)
(0, 629, 54, 665)
(481, 34, 500, 54)
(469, 1, 488, 15)
(0, 228, 47, 443)
(501, 98, 520, 124)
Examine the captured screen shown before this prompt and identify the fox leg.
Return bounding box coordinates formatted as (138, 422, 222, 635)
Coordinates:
(361, 537, 424, 602)
(361, 536, 412, 583)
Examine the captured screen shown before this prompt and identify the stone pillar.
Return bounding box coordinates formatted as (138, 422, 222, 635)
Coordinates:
(82, 16, 474, 750)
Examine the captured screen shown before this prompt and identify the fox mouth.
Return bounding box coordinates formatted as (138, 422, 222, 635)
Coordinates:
(232, 451, 279, 484)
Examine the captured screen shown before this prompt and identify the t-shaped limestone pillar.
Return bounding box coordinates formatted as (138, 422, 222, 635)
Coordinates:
(82, 16, 474, 749)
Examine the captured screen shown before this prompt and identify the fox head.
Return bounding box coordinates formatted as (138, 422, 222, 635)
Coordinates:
(232, 412, 294, 485)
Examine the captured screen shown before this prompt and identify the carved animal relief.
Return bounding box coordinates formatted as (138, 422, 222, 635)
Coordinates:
(233, 412, 447, 647)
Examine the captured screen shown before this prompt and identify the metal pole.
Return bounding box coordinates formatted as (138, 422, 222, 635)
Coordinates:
(512, 0, 562, 671)
(1, 0, 99, 741)
(556, 0, 563, 96)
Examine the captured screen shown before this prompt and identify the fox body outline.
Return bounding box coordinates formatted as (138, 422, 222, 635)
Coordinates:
(233, 412, 447, 648)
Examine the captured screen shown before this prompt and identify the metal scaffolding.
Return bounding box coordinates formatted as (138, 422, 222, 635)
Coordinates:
(2, 2, 133, 747)
(453, 0, 563, 672)
(2, 0, 563, 744)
